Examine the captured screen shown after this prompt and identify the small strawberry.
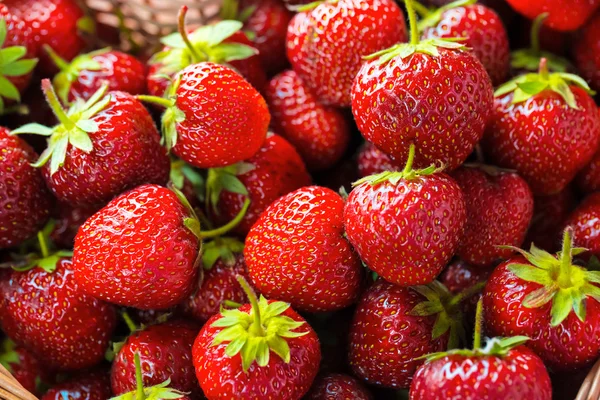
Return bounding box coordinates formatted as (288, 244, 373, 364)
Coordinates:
(420, 0, 510, 85)
(357, 142, 403, 178)
(483, 228, 600, 371)
(50, 202, 97, 248)
(41, 370, 112, 400)
(565, 192, 600, 258)
(576, 144, 600, 194)
(193, 276, 321, 399)
(504, 0, 600, 31)
(344, 145, 466, 286)
(575, 12, 600, 91)
(73, 184, 202, 309)
(524, 188, 575, 252)
(483, 59, 600, 195)
(13, 80, 170, 207)
(245, 186, 363, 312)
(265, 70, 351, 171)
(351, 0, 493, 171)
(0, 339, 48, 394)
(307, 373, 373, 400)
(0, 126, 51, 249)
(286, 0, 407, 107)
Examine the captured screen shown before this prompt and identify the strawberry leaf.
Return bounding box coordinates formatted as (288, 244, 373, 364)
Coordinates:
(0, 47, 26, 64)
(209, 43, 258, 63)
(11, 123, 53, 136)
(0, 76, 20, 101)
(1, 59, 37, 76)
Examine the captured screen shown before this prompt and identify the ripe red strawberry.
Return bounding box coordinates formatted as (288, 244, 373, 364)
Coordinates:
(111, 320, 201, 396)
(307, 374, 373, 400)
(351, 2, 493, 171)
(524, 188, 575, 252)
(41, 370, 112, 400)
(575, 13, 600, 91)
(208, 133, 311, 235)
(439, 259, 491, 315)
(483, 228, 600, 371)
(193, 277, 321, 399)
(50, 202, 97, 248)
(420, 2, 510, 85)
(345, 146, 466, 286)
(483, 61, 600, 195)
(46, 47, 146, 104)
(13, 80, 170, 207)
(357, 142, 403, 178)
(451, 165, 534, 267)
(73, 184, 201, 309)
(577, 145, 600, 194)
(287, 0, 407, 107)
(504, 0, 600, 31)
(265, 70, 351, 171)
(245, 186, 363, 312)
(0, 126, 51, 249)
(565, 192, 600, 258)
(0, 340, 48, 394)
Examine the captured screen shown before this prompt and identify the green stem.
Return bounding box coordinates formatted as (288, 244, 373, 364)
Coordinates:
(136, 95, 174, 109)
(448, 281, 486, 307)
(178, 6, 202, 63)
(530, 13, 548, 54)
(121, 311, 137, 333)
(473, 299, 483, 350)
(557, 228, 574, 287)
(37, 231, 49, 258)
(404, 0, 420, 45)
(41, 79, 75, 130)
(538, 58, 549, 79)
(402, 143, 416, 174)
(224, 299, 242, 308)
(236, 275, 265, 336)
(200, 198, 251, 239)
(410, 0, 430, 18)
(43, 45, 70, 71)
(134, 352, 145, 400)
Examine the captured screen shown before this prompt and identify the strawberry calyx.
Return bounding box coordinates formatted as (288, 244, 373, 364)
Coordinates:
(505, 227, 600, 327)
(170, 159, 205, 202)
(0, 339, 20, 373)
(211, 276, 309, 372)
(202, 237, 245, 269)
(11, 221, 73, 273)
(495, 58, 593, 109)
(415, 0, 476, 31)
(206, 162, 255, 215)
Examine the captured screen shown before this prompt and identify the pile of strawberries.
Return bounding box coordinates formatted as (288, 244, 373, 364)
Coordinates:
(4, 0, 600, 398)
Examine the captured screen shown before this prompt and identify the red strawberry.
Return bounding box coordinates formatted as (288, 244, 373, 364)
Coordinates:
(46, 47, 146, 104)
(13, 80, 170, 207)
(307, 373, 373, 400)
(265, 70, 351, 171)
(245, 186, 363, 312)
(575, 12, 600, 91)
(111, 320, 201, 396)
(357, 142, 403, 178)
(483, 228, 600, 371)
(0, 340, 48, 394)
(50, 202, 97, 248)
(420, 2, 510, 85)
(451, 165, 534, 267)
(577, 126, 600, 194)
(565, 192, 600, 258)
(287, 0, 407, 107)
(73, 184, 201, 309)
(344, 145, 466, 286)
(0, 126, 51, 249)
(41, 370, 112, 400)
(524, 187, 575, 252)
(193, 277, 321, 399)
(351, 2, 493, 171)
(439, 259, 491, 315)
(208, 133, 311, 235)
(504, 0, 600, 31)
(483, 60, 600, 195)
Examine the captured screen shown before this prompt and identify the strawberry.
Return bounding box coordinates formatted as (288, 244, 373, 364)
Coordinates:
(45, 47, 146, 104)
(483, 228, 600, 371)
(13, 80, 170, 207)
(357, 142, 403, 178)
(111, 320, 201, 396)
(265, 70, 351, 171)
(451, 165, 534, 267)
(286, 0, 407, 107)
(344, 145, 466, 286)
(483, 60, 600, 195)
(420, 1, 510, 85)
(351, 0, 493, 171)
(307, 373, 373, 400)
(73, 184, 201, 309)
(439, 259, 491, 316)
(0, 126, 51, 249)
(574, 12, 600, 91)
(0, 339, 48, 394)
(192, 276, 321, 399)
(524, 188, 575, 252)
(50, 202, 97, 248)
(207, 133, 311, 235)
(41, 370, 112, 400)
(245, 186, 363, 312)
(565, 192, 600, 258)
(576, 144, 600, 194)
(504, 0, 600, 31)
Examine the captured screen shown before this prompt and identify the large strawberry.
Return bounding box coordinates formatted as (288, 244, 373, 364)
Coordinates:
(245, 186, 363, 312)
(351, 0, 493, 171)
(193, 276, 321, 399)
(483, 228, 600, 371)
(357, 142, 403, 178)
(0, 339, 48, 394)
(0, 126, 51, 249)
(504, 0, 600, 31)
(524, 188, 575, 252)
(565, 192, 600, 258)
(344, 145, 466, 286)
(575, 12, 600, 91)
(483, 59, 600, 195)
(286, 0, 407, 107)
(41, 370, 112, 400)
(419, 0, 510, 85)
(307, 373, 373, 400)
(13, 80, 170, 207)
(265, 70, 350, 171)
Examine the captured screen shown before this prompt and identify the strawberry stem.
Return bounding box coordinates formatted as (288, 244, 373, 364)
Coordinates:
(473, 299, 483, 349)
(43, 45, 70, 71)
(557, 228, 574, 288)
(224, 299, 242, 308)
(199, 198, 250, 239)
(134, 352, 146, 400)
(41, 79, 75, 130)
(121, 311, 137, 333)
(236, 275, 265, 336)
(402, 143, 416, 174)
(448, 281, 486, 307)
(405, 0, 420, 45)
(530, 13, 548, 55)
(178, 6, 202, 63)
(538, 58, 549, 79)
(136, 95, 174, 109)
(409, 0, 430, 18)
(37, 231, 49, 259)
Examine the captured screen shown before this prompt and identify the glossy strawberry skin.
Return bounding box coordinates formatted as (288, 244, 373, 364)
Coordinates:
(524, 188, 575, 252)
(0, 258, 117, 371)
(483, 258, 600, 371)
(111, 320, 200, 396)
(286, 0, 407, 107)
(575, 14, 600, 91)
(172, 62, 269, 169)
(307, 373, 373, 400)
(422, 4, 510, 85)
(344, 174, 466, 286)
(245, 186, 364, 312)
(193, 301, 321, 399)
(50, 202, 97, 248)
(42, 91, 170, 207)
(0, 4, 36, 95)
(565, 192, 600, 258)
(4, 345, 48, 394)
(409, 346, 552, 400)
(349, 280, 448, 388)
(451, 166, 534, 267)
(214, 134, 311, 235)
(357, 142, 403, 178)
(41, 370, 112, 400)
(0, 127, 51, 249)
(265, 70, 350, 171)
(577, 132, 600, 193)
(483, 87, 600, 195)
(352, 50, 493, 171)
(73, 184, 200, 309)
(504, 0, 600, 31)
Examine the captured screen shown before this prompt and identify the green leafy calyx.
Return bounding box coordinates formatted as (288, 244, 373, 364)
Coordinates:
(206, 162, 255, 214)
(424, 336, 530, 362)
(416, 0, 476, 31)
(202, 237, 245, 270)
(12, 222, 73, 273)
(170, 159, 205, 203)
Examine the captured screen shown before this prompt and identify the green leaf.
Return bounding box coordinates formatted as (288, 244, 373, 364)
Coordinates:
(224, 334, 248, 357)
(431, 312, 451, 340)
(550, 290, 573, 326)
(549, 77, 578, 109)
(0, 19, 7, 48)
(1, 59, 37, 76)
(31, 145, 53, 168)
(160, 32, 186, 49)
(238, 5, 257, 22)
(37, 255, 60, 273)
(255, 340, 269, 367)
(508, 263, 554, 285)
(220, 173, 248, 195)
(496, 335, 530, 349)
(184, 217, 202, 240)
(409, 301, 444, 316)
(210, 43, 257, 63)
(0, 76, 20, 101)
(49, 134, 69, 175)
(266, 335, 291, 363)
(571, 289, 586, 322)
(194, 20, 244, 47)
(11, 123, 53, 136)
(202, 245, 222, 270)
(522, 285, 557, 308)
(75, 119, 99, 133)
(68, 128, 94, 153)
(0, 47, 27, 65)
(240, 337, 259, 371)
